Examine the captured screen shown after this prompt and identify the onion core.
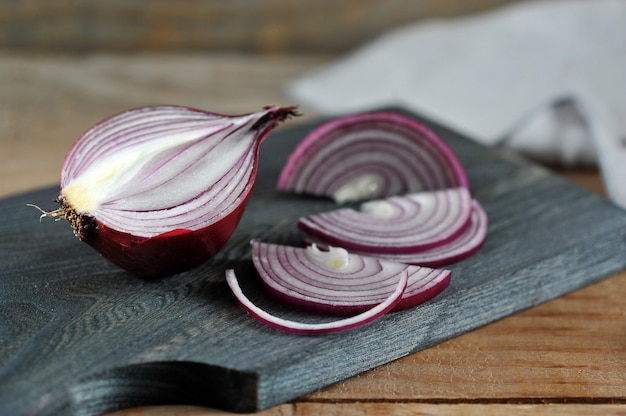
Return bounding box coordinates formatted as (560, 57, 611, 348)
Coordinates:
(305, 244, 351, 269)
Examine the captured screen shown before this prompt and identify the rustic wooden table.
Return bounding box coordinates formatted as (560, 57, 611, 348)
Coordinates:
(1, 52, 624, 416)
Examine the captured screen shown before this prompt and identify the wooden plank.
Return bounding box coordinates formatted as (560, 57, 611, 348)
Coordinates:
(558, 170, 606, 195)
(306, 269, 626, 401)
(107, 404, 293, 416)
(1, 109, 626, 416)
(0, 0, 523, 53)
(105, 403, 626, 416)
(0, 52, 328, 198)
(294, 404, 626, 416)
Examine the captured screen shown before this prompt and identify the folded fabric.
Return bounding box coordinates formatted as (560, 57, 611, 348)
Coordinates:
(287, 0, 626, 209)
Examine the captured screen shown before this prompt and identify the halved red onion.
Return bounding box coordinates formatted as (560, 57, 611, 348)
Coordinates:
(37, 105, 297, 277)
(298, 187, 473, 254)
(225, 268, 408, 335)
(277, 111, 468, 203)
(249, 241, 451, 315)
(308, 200, 488, 268)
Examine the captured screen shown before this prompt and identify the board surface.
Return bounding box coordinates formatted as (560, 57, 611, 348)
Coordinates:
(1, 110, 626, 415)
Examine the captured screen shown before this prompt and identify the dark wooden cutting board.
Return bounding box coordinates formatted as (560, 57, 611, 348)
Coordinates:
(2, 109, 626, 415)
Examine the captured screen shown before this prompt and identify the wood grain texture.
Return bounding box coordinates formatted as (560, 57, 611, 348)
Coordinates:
(2, 53, 625, 416)
(297, 404, 626, 416)
(306, 269, 626, 401)
(106, 403, 626, 416)
(2, 109, 626, 415)
(0, 0, 524, 53)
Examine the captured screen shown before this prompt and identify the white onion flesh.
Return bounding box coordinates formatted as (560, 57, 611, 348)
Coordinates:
(298, 188, 473, 254)
(225, 268, 408, 335)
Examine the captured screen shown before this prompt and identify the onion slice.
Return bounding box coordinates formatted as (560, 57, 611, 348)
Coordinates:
(298, 188, 473, 254)
(364, 200, 488, 266)
(309, 200, 488, 267)
(250, 241, 451, 315)
(225, 268, 408, 335)
(277, 111, 468, 203)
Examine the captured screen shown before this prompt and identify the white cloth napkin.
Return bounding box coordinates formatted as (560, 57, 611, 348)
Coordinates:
(287, 0, 626, 209)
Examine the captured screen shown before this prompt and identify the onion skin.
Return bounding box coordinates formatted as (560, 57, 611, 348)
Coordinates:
(52, 105, 297, 278)
(81, 201, 249, 278)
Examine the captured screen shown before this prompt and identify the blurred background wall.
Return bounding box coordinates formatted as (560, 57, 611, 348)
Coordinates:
(0, 0, 527, 54)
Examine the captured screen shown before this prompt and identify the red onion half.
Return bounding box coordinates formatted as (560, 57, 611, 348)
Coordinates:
(249, 241, 451, 314)
(298, 188, 473, 254)
(37, 105, 297, 277)
(277, 111, 468, 203)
